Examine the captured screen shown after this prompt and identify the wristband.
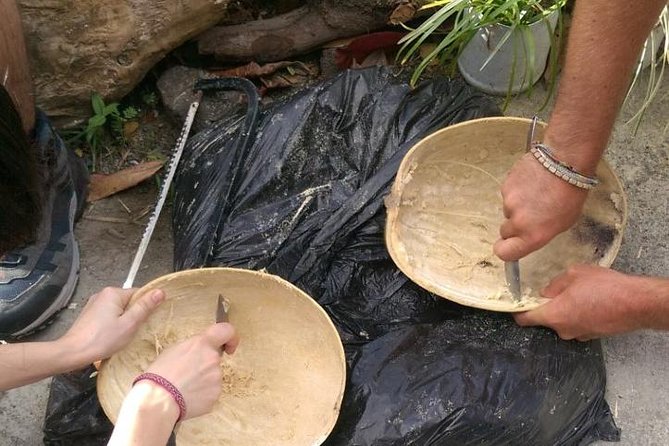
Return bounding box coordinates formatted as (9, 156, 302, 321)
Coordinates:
(132, 372, 187, 422)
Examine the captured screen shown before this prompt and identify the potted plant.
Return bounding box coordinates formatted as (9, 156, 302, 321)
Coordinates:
(398, 0, 567, 99)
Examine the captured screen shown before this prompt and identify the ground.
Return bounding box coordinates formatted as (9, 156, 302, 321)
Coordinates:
(0, 73, 668, 445)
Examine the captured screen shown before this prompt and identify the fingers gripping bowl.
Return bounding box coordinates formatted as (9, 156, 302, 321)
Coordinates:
(97, 268, 346, 446)
(385, 117, 627, 312)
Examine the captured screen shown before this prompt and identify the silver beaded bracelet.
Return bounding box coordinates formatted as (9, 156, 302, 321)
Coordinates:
(529, 142, 599, 190)
(524, 116, 598, 190)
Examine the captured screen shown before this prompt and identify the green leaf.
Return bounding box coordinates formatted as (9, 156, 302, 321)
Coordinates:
(88, 114, 106, 128)
(103, 103, 120, 116)
(91, 93, 105, 116)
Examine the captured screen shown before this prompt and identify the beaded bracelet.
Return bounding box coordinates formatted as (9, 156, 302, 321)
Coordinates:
(133, 372, 187, 422)
(529, 142, 599, 190)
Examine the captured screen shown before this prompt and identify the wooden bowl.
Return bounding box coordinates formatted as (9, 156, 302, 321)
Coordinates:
(97, 268, 346, 445)
(385, 117, 627, 312)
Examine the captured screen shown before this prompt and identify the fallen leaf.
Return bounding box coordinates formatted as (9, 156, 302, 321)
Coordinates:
(211, 61, 301, 78)
(87, 160, 165, 202)
(257, 62, 319, 94)
(123, 121, 139, 138)
(419, 42, 440, 67)
(335, 32, 405, 69)
(352, 49, 389, 68)
(322, 37, 356, 49)
(388, 0, 419, 25)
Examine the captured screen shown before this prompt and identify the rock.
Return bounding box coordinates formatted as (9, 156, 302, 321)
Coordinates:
(157, 66, 244, 133)
(18, 0, 233, 124)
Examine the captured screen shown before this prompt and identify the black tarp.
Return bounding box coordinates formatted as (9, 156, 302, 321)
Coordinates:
(44, 67, 619, 445)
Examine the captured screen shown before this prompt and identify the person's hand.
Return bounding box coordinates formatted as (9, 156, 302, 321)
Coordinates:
(494, 153, 588, 261)
(514, 265, 654, 341)
(145, 323, 239, 420)
(60, 287, 165, 365)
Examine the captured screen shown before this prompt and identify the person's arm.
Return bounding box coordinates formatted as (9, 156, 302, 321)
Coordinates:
(108, 323, 239, 446)
(514, 265, 669, 341)
(495, 0, 667, 261)
(107, 381, 180, 446)
(0, 287, 164, 391)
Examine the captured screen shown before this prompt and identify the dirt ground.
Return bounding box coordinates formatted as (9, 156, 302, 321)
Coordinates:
(0, 72, 668, 445)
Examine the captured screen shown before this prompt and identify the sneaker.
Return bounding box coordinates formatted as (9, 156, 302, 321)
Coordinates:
(0, 111, 88, 339)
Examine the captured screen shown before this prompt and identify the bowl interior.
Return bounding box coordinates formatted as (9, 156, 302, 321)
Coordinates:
(385, 117, 627, 312)
(97, 268, 346, 446)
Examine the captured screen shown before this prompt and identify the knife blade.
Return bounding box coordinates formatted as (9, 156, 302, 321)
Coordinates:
(505, 261, 521, 301)
(216, 294, 229, 323)
(122, 92, 202, 289)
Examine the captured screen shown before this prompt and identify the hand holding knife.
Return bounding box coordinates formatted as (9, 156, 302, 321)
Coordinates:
(504, 116, 539, 302)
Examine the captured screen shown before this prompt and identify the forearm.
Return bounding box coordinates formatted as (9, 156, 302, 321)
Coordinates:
(108, 381, 179, 446)
(0, 338, 87, 390)
(633, 276, 669, 331)
(546, 0, 667, 174)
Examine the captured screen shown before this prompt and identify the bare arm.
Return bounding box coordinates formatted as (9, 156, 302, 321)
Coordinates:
(107, 323, 239, 446)
(0, 338, 89, 390)
(545, 0, 668, 174)
(495, 0, 667, 261)
(0, 288, 164, 391)
(107, 382, 180, 446)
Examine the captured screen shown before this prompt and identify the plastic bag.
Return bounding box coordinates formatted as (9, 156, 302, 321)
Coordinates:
(43, 366, 112, 445)
(326, 314, 619, 445)
(43, 67, 619, 445)
(172, 67, 619, 445)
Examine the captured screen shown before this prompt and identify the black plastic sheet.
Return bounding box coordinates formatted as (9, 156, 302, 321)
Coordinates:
(43, 366, 112, 445)
(172, 67, 619, 445)
(44, 67, 620, 445)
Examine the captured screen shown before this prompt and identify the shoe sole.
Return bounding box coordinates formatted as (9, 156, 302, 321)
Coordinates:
(12, 193, 80, 339)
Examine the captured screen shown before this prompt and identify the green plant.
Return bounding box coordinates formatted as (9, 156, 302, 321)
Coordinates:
(624, 6, 669, 132)
(397, 0, 566, 92)
(64, 93, 121, 171)
(142, 91, 158, 108)
(63, 94, 144, 171)
(109, 105, 141, 138)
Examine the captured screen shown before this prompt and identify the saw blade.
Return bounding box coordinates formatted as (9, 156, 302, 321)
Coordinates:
(123, 93, 202, 289)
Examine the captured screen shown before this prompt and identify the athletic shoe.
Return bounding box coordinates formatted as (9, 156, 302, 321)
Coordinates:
(0, 111, 87, 339)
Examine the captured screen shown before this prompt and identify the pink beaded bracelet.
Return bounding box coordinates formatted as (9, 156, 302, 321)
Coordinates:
(132, 372, 187, 422)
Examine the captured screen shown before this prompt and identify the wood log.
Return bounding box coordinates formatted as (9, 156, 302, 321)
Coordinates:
(17, 0, 233, 124)
(198, 0, 427, 62)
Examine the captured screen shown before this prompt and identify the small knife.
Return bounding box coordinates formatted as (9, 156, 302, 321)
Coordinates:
(505, 261, 521, 301)
(216, 294, 229, 323)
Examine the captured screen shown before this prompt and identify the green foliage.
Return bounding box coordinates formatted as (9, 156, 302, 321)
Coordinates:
(397, 0, 567, 88)
(71, 93, 120, 171)
(122, 106, 140, 121)
(65, 93, 144, 171)
(624, 6, 669, 132)
(141, 91, 158, 108)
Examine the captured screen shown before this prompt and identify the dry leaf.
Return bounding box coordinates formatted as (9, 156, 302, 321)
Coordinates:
(123, 121, 140, 138)
(388, 0, 419, 25)
(321, 37, 356, 49)
(419, 43, 440, 67)
(335, 32, 405, 69)
(87, 160, 165, 202)
(352, 49, 389, 68)
(211, 61, 300, 78)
